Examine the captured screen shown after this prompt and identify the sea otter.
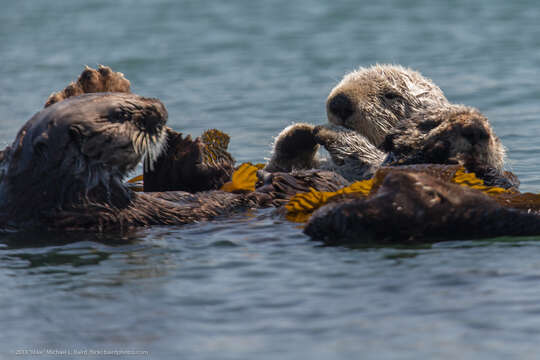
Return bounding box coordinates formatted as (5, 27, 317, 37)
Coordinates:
(1, 64, 534, 243)
(44, 65, 237, 194)
(265, 65, 512, 186)
(0, 92, 272, 230)
(304, 170, 540, 245)
(265, 65, 450, 179)
(265, 106, 510, 184)
(381, 104, 516, 189)
(326, 64, 449, 146)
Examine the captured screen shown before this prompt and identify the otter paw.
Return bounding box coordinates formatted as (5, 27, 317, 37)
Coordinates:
(45, 65, 131, 107)
(265, 123, 319, 172)
(274, 123, 317, 156)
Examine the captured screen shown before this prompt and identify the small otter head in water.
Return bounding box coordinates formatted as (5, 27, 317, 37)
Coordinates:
(382, 105, 506, 173)
(326, 64, 449, 146)
(0, 93, 168, 219)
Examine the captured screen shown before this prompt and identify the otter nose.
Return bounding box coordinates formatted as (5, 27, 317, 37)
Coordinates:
(461, 122, 489, 145)
(328, 93, 354, 122)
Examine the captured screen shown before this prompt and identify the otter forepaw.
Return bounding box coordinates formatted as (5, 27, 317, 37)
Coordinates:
(265, 123, 320, 172)
(45, 65, 131, 107)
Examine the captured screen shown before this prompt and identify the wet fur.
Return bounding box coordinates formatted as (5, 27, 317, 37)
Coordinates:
(0, 93, 168, 229)
(381, 105, 516, 188)
(326, 64, 449, 146)
(143, 128, 235, 192)
(45, 65, 131, 107)
(305, 171, 539, 244)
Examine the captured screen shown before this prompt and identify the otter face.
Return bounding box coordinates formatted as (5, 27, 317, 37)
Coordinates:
(3, 93, 167, 203)
(382, 105, 506, 172)
(326, 64, 449, 146)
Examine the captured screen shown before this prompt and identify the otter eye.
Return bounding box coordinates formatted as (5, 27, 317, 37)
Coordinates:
(383, 92, 401, 100)
(109, 108, 129, 123)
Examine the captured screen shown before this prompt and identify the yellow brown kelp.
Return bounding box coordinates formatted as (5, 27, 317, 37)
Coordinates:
(220, 163, 265, 193)
(285, 165, 459, 222)
(285, 178, 375, 222)
(451, 167, 510, 194)
(284, 164, 540, 222)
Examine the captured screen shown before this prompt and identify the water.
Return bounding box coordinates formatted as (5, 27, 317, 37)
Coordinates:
(1, 0, 540, 358)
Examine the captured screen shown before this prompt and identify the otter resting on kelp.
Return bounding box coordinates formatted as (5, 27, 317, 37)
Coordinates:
(1, 65, 539, 244)
(0, 76, 272, 230)
(0, 66, 346, 230)
(265, 64, 450, 177)
(265, 64, 515, 189)
(304, 170, 540, 245)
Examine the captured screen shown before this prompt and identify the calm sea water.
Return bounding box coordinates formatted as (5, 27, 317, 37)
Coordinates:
(2, 1, 540, 359)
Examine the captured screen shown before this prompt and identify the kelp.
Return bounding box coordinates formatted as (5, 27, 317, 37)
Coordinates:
(284, 165, 526, 222)
(220, 163, 265, 193)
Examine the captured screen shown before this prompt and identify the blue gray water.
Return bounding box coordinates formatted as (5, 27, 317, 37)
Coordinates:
(2, 0, 540, 359)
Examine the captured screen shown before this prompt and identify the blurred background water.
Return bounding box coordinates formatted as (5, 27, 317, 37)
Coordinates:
(1, 0, 540, 359)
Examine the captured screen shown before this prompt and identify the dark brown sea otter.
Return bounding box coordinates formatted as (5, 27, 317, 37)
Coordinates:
(304, 170, 540, 245)
(381, 105, 518, 189)
(0, 93, 269, 230)
(0, 65, 341, 230)
(45, 65, 236, 194)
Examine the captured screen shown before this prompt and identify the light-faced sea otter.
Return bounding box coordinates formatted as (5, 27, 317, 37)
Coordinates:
(265, 64, 451, 179)
(326, 64, 450, 146)
(265, 65, 511, 187)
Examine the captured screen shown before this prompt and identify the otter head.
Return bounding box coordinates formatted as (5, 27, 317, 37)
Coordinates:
(0, 93, 168, 222)
(326, 64, 449, 146)
(382, 105, 506, 172)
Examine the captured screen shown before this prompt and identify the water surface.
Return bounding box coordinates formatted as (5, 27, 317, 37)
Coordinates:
(2, 1, 540, 359)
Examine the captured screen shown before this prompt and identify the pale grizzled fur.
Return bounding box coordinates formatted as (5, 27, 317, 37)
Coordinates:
(314, 124, 385, 180)
(382, 104, 506, 172)
(264, 122, 384, 181)
(266, 65, 510, 182)
(326, 64, 450, 146)
(266, 65, 450, 180)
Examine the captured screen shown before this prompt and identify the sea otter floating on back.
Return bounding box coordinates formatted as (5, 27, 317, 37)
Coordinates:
(0, 65, 539, 244)
(0, 92, 270, 230)
(265, 64, 515, 189)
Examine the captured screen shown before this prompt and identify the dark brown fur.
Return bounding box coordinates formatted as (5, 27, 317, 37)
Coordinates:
(143, 128, 234, 192)
(381, 105, 517, 189)
(256, 169, 351, 206)
(305, 171, 540, 245)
